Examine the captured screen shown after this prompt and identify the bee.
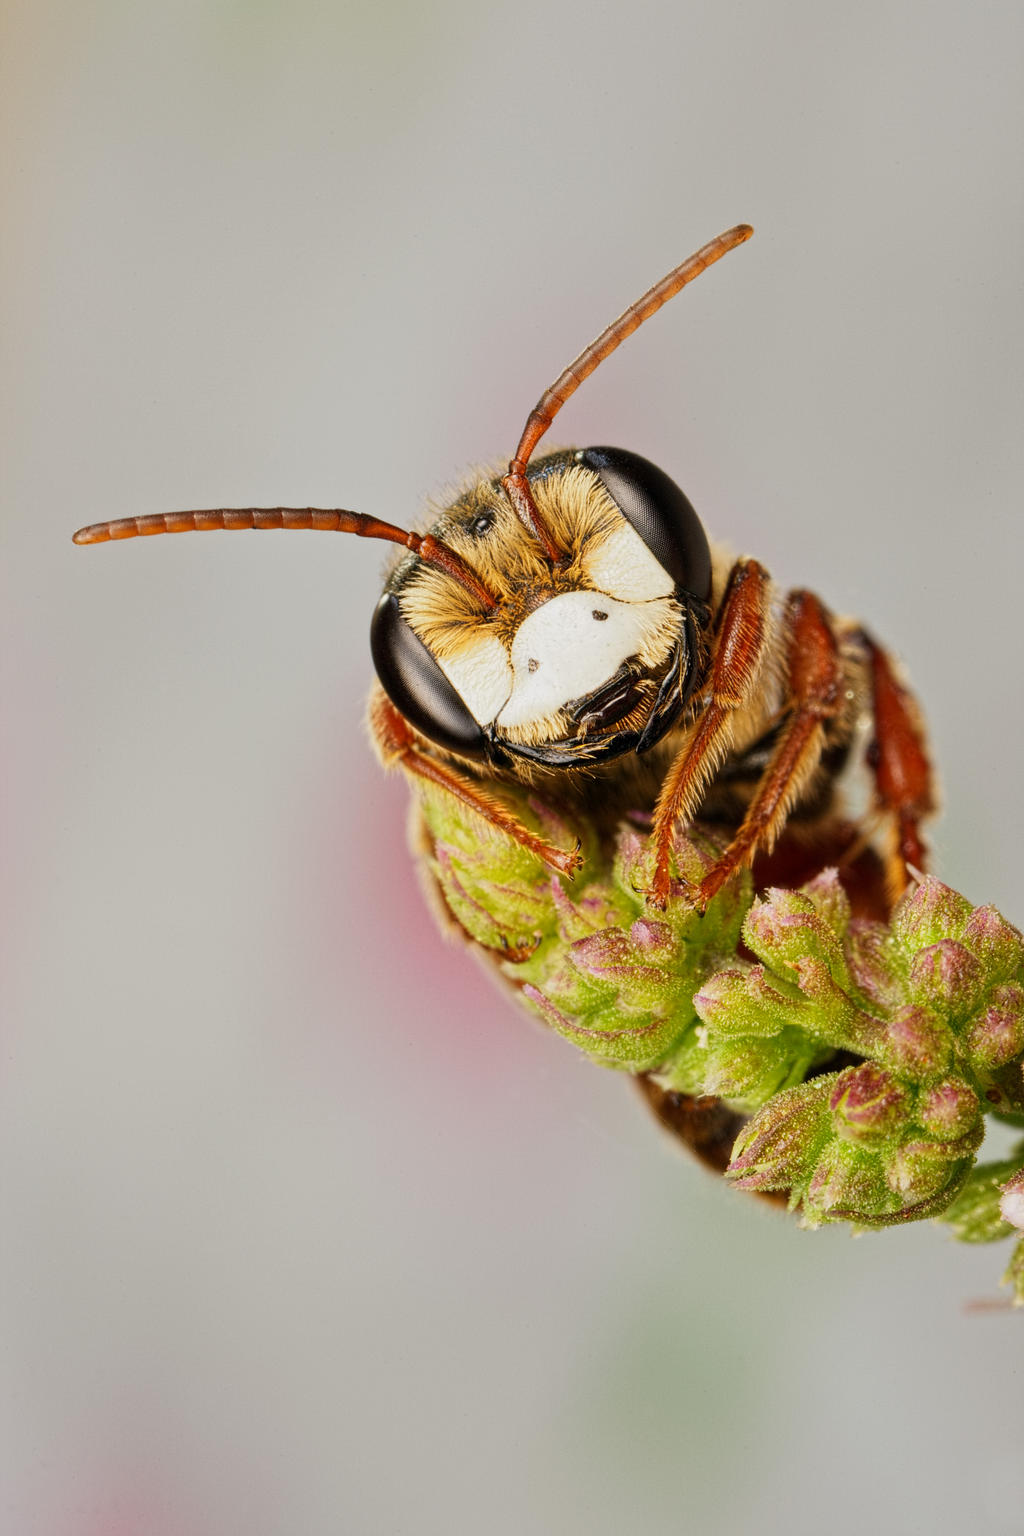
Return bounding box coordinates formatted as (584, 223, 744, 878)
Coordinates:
(72, 224, 934, 912)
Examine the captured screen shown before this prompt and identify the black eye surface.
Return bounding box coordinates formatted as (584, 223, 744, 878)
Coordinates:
(577, 446, 712, 603)
(370, 593, 486, 758)
(468, 511, 495, 537)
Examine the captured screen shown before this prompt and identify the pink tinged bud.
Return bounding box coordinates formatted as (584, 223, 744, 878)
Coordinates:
(964, 984, 1024, 1069)
(883, 1127, 983, 1205)
(998, 1169, 1024, 1232)
(917, 1078, 981, 1140)
(829, 1063, 908, 1144)
(786, 956, 877, 1051)
(629, 918, 675, 957)
(960, 905, 1024, 981)
(434, 842, 546, 953)
(844, 922, 903, 1012)
(549, 873, 621, 941)
(892, 878, 973, 952)
(802, 868, 851, 938)
(520, 984, 679, 1070)
(805, 1140, 890, 1220)
(726, 1078, 832, 1191)
(702, 1033, 797, 1104)
(881, 1004, 953, 1080)
(569, 928, 666, 988)
(565, 927, 693, 1018)
(743, 890, 847, 982)
(908, 939, 985, 1017)
(694, 966, 789, 1039)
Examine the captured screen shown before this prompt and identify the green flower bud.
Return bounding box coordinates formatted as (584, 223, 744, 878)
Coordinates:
(804, 1138, 894, 1225)
(801, 867, 852, 939)
(829, 1063, 909, 1144)
(878, 1003, 953, 1081)
(693, 966, 792, 1040)
(908, 939, 986, 1019)
(960, 906, 1024, 982)
(917, 1077, 981, 1141)
(891, 878, 973, 952)
(702, 1029, 810, 1105)
(521, 983, 684, 1072)
(844, 922, 903, 1013)
(963, 984, 1024, 1070)
(569, 928, 674, 997)
(726, 1077, 833, 1194)
(415, 765, 1020, 1277)
(549, 872, 626, 943)
(883, 1127, 982, 1207)
(743, 889, 848, 986)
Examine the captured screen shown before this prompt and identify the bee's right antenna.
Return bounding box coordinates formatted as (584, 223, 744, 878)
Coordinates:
(502, 223, 754, 555)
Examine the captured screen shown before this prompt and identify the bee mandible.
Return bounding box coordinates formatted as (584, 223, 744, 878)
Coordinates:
(72, 225, 935, 909)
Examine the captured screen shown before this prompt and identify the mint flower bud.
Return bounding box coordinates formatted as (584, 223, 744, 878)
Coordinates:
(726, 1078, 833, 1193)
(878, 1003, 953, 1081)
(801, 867, 852, 936)
(883, 1128, 982, 1206)
(829, 1063, 908, 1144)
(804, 1139, 893, 1224)
(963, 985, 1024, 1070)
(742, 889, 848, 986)
(569, 928, 671, 994)
(702, 1030, 809, 1104)
(916, 1077, 981, 1140)
(844, 922, 902, 1013)
(693, 966, 792, 1039)
(961, 906, 1024, 980)
(908, 939, 985, 1019)
(891, 878, 973, 951)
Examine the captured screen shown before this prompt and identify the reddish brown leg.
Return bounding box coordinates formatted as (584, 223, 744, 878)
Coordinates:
(861, 633, 936, 900)
(369, 689, 582, 878)
(697, 590, 841, 905)
(650, 559, 772, 906)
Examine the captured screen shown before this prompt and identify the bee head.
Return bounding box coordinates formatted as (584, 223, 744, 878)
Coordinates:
(368, 223, 751, 766)
(371, 447, 712, 767)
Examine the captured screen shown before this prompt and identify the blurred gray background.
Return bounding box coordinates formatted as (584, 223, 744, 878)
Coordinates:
(3, 2, 1023, 1532)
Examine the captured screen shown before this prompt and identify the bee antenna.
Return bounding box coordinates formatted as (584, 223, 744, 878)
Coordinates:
(71, 507, 497, 609)
(502, 223, 754, 552)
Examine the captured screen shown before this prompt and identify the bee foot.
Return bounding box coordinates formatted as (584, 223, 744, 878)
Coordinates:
(546, 839, 583, 880)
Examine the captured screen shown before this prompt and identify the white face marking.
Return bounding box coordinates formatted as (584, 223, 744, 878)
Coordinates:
(584, 520, 674, 602)
(434, 634, 513, 726)
(496, 590, 659, 730)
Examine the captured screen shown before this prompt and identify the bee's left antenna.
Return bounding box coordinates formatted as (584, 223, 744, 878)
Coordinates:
(502, 223, 754, 556)
(72, 507, 497, 609)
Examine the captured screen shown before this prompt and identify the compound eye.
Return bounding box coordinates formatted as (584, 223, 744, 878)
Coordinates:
(370, 593, 486, 758)
(577, 446, 712, 603)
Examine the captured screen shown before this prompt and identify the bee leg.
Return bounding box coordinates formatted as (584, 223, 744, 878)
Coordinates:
(696, 590, 841, 906)
(650, 559, 772, 907)
(859, 631, 936, 902)
(369, 691, 582, 879)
